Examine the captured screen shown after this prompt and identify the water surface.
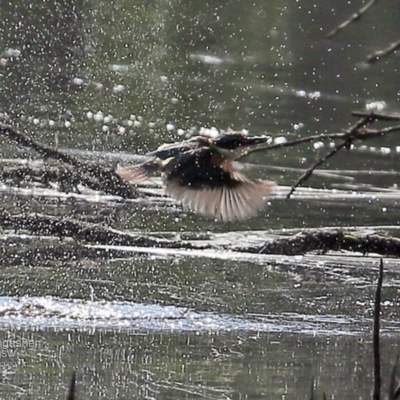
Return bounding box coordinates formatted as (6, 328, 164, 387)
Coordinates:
(0, 0, 400, 398)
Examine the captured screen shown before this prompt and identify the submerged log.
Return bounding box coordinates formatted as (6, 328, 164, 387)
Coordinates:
(236, 229, 400, 257)
(0, 122, 139, 199)
(0, 209, 209, 250)
(0, 241, 124, 266)
(0, 209, 400, 257)
(0, 164, 91, 193)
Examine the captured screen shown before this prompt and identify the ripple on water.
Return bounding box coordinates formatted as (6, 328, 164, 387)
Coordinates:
(0, 296, 379, 336)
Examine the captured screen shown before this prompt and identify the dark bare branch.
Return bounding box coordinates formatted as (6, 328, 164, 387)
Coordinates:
(352, 111, 400, 122)
(66, 371, 76, 400)
(0, 122, 82, 166)
(327, 0, 379, 39)
(254, 121, 400, 154)
(368, 39, 400, 64)
(285, 116, 371, 198)
(0, 122, 139, 199)
(286, 141, 349, 199)
(373, 259, 383, 400)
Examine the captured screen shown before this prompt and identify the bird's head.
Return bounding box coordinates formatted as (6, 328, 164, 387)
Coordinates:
(211, 132, 271, 160)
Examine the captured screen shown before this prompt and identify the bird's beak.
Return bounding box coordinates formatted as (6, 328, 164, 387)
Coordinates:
(218, 135, 271, 159)
(241, 135, 271, 150)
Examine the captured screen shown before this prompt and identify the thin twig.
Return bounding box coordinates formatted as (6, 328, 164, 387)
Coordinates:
(286, 140, 349, 199)
(253, 117, 400, 154)
(373, 259, 383, 400)
(365, 124, 400, 136)
(327, 0, 379, 39)
(285, 116, 371, 198)
(368, 38, 400, 64)
(352, 111, 400, 122)
(352, 115, 376, 130)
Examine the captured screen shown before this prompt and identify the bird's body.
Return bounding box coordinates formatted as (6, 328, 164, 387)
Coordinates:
(117, 132, 275, 221)
(147, 136, 210, 159)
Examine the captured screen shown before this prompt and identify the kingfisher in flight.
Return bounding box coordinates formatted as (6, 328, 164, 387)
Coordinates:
(117, 132, 275, 221)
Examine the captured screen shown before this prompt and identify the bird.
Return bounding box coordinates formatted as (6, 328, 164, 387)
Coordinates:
(117, 132, 275, 221)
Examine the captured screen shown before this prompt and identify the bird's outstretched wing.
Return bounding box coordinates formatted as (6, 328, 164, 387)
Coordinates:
(116, 137, 210, 183)
(162, 149, 275, 221)
(116, 158, 160, 183)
